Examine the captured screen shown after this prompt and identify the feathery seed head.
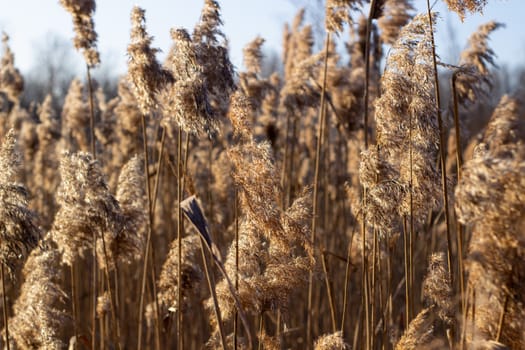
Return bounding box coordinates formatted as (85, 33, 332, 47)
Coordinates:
(158, 235, 203, 314)
(378, 0, 415, 45)
(325, 0, 367, 33)
(395, 307, 436, 350)
(8, 246, 68, 349)
(243, 36, 265, 75)
(113, 155, 146, 264)
(161, 27, 218, 137)
(0, 130, 41, 275)
(0, 33, 24, 101)
(127, 6, 173, 115)
(444, 0, 488, 21)
(422, 252, 454, 324)
(52, 151, 123, 266)
(314, 331, 349, 350)
(59, 0, 100, 66)
(455, 21, 503, 106)
(193, 0, 224, 44)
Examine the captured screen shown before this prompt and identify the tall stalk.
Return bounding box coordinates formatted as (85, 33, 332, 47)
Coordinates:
(86, 64, 98, 350)
(177, 127, 183, 350)
(408, 102, 415, 323)
(199, 238, 226, 350)
(234, 189, 239, 350)
(137, 113, 154, 350)
(496, 294, 508, 342)
(426, 0, 453, 283)
(363, 0, 377, 149)
(452, 72, 466, 318)
(321, 252, 337, 332)
(92, 237, 97, 350)
(86, 65, 96, 158)
(100, 234, 121, 349)
(1, 264, 9, 350)
(362, 3, 377, 347)
(341, 219, 358, 336)
(70, 265, 78, 350)
(402, 216, 410, 328)
(306, 32, 330, 349)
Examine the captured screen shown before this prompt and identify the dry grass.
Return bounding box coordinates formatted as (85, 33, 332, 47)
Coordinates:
(0, 0, 523, 349)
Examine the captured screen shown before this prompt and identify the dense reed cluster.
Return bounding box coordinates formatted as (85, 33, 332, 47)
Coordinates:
(0, 0, 523, 349)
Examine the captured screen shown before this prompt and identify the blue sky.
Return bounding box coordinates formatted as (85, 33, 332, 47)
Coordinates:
(0, 1, 523, 77)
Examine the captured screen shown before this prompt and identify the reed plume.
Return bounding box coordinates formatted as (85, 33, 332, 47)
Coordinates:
(422, 253, 454, 325)
(6, 244, 68, 349)
(61, 78, 90, 152)
(444, 0, 488, 21)
(362, 13, 441, 235)
(157, 234, 203, 314)
(314, 331, 349, 350)
(193, 0, 235, 116)
(0, 33, 24, 102)
(325, 0, 367, 33)
(51, 151, 122, 267)
(59, 0, 100, 67)
(127, 6, 173, 115)
(210, 92, 313, 330)
(455, 95, 525, 350)
(161, 28, 217, 136)
(395, 307, 436, 350)
(0, 129, 40, 275)
(112, 155, 146, 265)
(378, 0, 414, 45)
(454, 21, 503, 107)
(33, 95, 60, 229)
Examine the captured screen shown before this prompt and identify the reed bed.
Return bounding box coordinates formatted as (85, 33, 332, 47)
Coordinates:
(0, 0, 523, 349)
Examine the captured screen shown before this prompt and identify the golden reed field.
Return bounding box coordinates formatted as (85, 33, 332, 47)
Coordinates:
(0, 0, 523, 349)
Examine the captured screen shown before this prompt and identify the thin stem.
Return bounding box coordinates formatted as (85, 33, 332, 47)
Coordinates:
(460, 284, 470, 350)
(371, 230, 377, 347)
(199, 238, 226, 350)
(151, 127, 166, 217)
(86, 65, 96, 158)
(70, 265, 78, 350)
(452, 73, 466, 319)
(234, 189, 239, 350)
(92, 236, 97, 350)
(496, 294, 508, 342)
(403, 216, 410, 328)
(137, 113, 153, 350)
(149, 127, 165, 350)
(352, 303, 363, 350)
(408, 81, 415, 325)
(306, 32, 331, 350)
(1, 264, 9, 350)
(321, 252, 337, 333)
(451, 74, 464, 174)
(471, 288, 476, 344)
(341, 219, 358, 335)
(87, 63, 98, 350)
(100, 234, 121, 349)
(280, 112, 291, 207)
(258, 313, 264, 350)
(361, 192, 370, 350)
(363, 0, 378, 148)
(113, 268, 121, 349)
(177, 127, 183, 350)
(361, 3, 377, 345)
(426, 0, 453, 283)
